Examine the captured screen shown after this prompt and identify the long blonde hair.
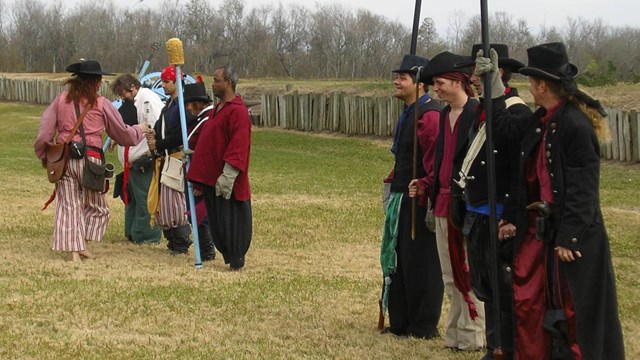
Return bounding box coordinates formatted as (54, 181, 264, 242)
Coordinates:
(569, 93, 612, 145)
(547, 81, 612, 145)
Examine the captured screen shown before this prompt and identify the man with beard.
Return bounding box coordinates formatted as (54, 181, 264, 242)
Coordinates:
(110, 73, 164, 244)
(187, 66, 252, 271)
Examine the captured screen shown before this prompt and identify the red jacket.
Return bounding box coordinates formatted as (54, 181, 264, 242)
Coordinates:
(187, 96, 251, 201)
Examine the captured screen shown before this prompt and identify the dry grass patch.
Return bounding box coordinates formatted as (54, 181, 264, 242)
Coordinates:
(0, 102, 638, 359)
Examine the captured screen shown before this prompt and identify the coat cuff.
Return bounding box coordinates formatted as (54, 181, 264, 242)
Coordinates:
(555, 224, 585, 250)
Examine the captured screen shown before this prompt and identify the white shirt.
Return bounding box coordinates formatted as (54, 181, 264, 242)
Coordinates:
(118, 87, 164, 164)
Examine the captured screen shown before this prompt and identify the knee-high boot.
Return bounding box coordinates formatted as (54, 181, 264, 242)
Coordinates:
(171, 225, 192, 254)
(198, 224, 216, 261)
(163, 229, 175, 252)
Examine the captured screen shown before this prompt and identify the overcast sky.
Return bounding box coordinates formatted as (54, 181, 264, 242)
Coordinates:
(63, 0, 637, 35)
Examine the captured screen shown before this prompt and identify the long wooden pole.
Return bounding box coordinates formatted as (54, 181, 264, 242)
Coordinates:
(410, 0, 422, 240)
(479, 1, 504, 358)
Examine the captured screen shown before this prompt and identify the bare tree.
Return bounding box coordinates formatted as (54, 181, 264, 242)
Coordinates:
(9, 0, 48, 71)
(272, 3, 308, 77)
(536, 25, 563, 44)
(218, 0, 246, 68)
(241, 5, 273, 77)
(0, 0, 638, 83)
(158, 0, 187, 40)
(446, 10, 467, 53)
(309, 4, 353, 78)
(183, 0, 214, 73)
(510, 19, 533, 62)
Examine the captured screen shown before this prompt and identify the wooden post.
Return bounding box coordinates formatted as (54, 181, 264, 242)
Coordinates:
(623, 110, 631, 162)
(611, 109, 619, 160)
(631, 110, 639, 162)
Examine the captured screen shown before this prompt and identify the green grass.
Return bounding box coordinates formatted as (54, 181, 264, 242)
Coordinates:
(0, 101, 638, 359)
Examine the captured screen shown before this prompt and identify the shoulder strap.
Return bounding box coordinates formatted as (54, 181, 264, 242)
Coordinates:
(505, 96, 526, 108)
(66, 101, 91, 143)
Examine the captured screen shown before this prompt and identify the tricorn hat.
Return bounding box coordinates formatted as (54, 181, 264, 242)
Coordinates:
(455, 43, 525, 71)
(392, 54, 430, 77)
(65, 60, 113, 76)
(423, 51, 472, 85)
(183, 82, 211, 103)
(519, 42, 578, 81)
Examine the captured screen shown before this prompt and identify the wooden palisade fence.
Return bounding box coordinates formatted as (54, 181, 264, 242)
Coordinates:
(1, 76, 638, 162)
(259, 92, 405, 136)
(260, 92, 640, 163)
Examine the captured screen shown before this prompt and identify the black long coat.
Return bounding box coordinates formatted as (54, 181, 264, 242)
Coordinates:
(463, 89, 532, 224)
(493, 98, 625, 359)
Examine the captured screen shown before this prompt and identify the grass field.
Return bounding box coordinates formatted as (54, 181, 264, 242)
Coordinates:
(0, 101, 638, 359)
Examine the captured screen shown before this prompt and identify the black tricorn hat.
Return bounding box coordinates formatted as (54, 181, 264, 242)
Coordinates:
(455, 43, 525, 71)
(423, 51, 472, 85)
(65, 60, 114, 76)
(519, 42, 578, 81)
(183, 82, 211, 103)
(392, 54, 430, 76)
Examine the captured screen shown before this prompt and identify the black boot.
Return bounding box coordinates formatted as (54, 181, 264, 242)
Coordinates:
(170, 225, 192, 255)
(163, 229, 175, 252)
(198, 224, 216, 261)
(229, 256, 244, 270)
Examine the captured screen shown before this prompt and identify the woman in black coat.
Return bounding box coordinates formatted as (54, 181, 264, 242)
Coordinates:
(477, 42, 624, 359)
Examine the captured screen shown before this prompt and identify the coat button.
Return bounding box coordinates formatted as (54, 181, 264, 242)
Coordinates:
(547, 143, 552, 149)
(481, 161, 486, 165)
(505, 193, 510, 198)
(546, 151, 551, 157)
(521, 151, 525, 156)
(550, 123, 557, 129)
(553, 190, 558, 194)
(550, 173, 554, 178)
(505, 266, 511, 273)
(536, 128, 542, 133)
(571, 238, 578, 243)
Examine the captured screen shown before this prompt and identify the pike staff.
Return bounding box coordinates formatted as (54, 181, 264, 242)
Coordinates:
(410, 0, 422, 239)
(166, 38, 203, 269)
(479, 1, 504, 358)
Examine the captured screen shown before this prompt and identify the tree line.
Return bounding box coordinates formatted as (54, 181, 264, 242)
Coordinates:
(1, 0, 639, 85)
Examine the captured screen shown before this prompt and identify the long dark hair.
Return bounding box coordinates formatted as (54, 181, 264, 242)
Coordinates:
(64, 74, 102, 106)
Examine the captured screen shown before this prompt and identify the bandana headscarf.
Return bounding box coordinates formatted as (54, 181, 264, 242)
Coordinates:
(439, 71, 475, 98)
(160, 66, 184, 81)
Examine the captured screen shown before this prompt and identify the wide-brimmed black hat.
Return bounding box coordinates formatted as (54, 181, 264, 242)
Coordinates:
(65, 60, 113, 76)
(455, 43, 525, 71)
(183, 82, 211, 103)
(519, 42, 578, 81)
(423, 51, 472, 85)
(392, 54, 430, 75)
